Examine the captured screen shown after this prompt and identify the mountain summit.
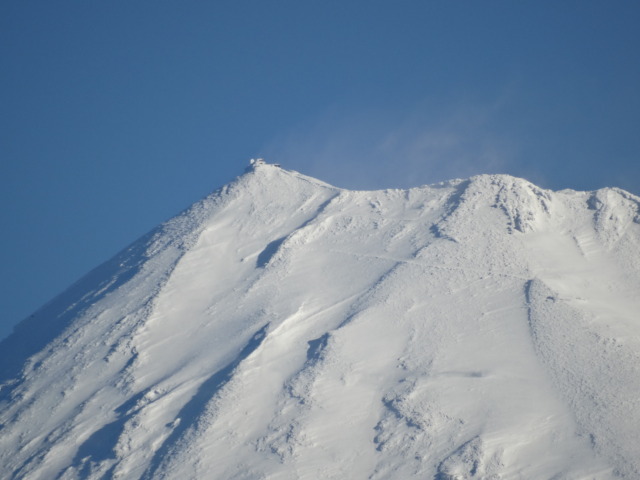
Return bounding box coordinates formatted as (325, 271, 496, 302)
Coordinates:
(2, 161, 640, 479)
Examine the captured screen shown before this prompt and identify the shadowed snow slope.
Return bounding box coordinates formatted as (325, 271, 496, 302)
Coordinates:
(1, 161, 640, 479)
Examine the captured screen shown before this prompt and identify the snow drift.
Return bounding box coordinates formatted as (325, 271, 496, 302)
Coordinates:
(1, 160, 640, 479)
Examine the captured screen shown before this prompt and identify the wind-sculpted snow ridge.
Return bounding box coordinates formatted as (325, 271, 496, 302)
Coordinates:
(1, 161, 639, 479)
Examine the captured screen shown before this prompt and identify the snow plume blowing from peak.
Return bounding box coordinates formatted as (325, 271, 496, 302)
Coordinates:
(2, 160, 640, 479)
(262, 100, 522, 191)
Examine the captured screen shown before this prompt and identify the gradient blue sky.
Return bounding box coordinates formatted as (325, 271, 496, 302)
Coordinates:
(2, 1, 639, 340)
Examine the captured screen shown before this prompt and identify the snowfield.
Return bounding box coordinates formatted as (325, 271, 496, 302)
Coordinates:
(1, 161, 639, 479)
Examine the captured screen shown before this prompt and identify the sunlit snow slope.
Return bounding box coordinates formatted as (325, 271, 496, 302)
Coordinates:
(1, 161, 640, 479)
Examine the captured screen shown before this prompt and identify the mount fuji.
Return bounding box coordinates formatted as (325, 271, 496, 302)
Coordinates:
(1, 160, 640, 479)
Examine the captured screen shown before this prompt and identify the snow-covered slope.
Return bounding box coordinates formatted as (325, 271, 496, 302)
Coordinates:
(1, 161, 640, 479)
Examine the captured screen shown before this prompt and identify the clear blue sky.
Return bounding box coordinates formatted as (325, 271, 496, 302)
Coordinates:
(1, 1, 639, 340)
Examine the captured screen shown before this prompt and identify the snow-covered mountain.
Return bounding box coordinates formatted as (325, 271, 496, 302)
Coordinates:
(2, 160, 640, 479)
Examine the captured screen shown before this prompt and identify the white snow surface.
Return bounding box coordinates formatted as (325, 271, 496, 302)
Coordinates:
(1, 161, 640, 479)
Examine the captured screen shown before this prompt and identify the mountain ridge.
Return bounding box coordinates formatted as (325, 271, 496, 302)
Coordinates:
(1, 161, 639, 479)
